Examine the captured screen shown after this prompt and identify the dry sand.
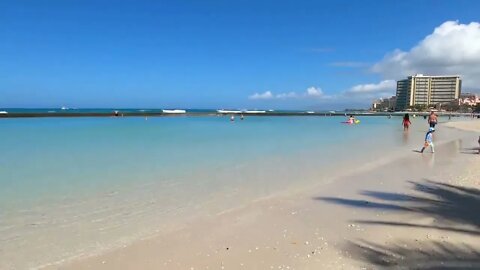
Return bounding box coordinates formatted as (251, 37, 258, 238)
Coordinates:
(444, 118, 480, 132)
(51, 120, 480, 270)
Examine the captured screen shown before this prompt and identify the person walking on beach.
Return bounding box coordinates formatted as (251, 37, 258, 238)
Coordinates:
(420, 127, 435, 153)
(428, 111, 438, 128)
(402, 113, 411, 131)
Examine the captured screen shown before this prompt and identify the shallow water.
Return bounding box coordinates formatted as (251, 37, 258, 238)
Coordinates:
(0, 115, 468, 269)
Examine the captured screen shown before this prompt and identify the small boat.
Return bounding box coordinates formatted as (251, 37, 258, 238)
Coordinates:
(162, 109, 186, 114)
(217, 109, 242, 114)
(0, 111, 8, 114)
(61, 106, 68, 110)
(306, 111, 315, 114)
(244, 110, 266, 114)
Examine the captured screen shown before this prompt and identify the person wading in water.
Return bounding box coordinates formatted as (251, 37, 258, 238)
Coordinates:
(428, 111, 438, 128)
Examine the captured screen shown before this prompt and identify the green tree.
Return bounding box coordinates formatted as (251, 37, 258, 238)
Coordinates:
(475, 103, 480, 112)
(443, 103, 460, 112)
(411, 104, 427, 111)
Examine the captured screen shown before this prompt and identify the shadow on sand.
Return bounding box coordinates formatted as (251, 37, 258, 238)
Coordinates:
(460, 147, 480, 155)
(345, 239, 480, 269)
(316, 180, 480, 269)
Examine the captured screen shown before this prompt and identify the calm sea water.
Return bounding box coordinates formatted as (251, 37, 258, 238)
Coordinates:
(0, 115, 462, 269)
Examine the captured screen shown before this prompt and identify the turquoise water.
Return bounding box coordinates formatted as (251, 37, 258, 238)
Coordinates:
(1, 116, 405, 204)
(0, 115, 462, 269)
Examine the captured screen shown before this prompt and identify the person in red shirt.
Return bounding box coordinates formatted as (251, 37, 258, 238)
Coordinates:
(402, 113, 412, 131)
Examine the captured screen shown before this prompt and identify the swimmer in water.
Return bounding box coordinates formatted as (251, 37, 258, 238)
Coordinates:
(428, 111, 438, 128)
(347, 115, 355, 124)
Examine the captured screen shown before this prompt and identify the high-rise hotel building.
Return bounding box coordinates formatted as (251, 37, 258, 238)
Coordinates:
(395, 74, 461, 110)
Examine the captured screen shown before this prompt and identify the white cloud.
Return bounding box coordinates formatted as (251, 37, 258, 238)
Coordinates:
(372, 21, 480, 88)
(249, 87, 325, 100)
(249, 91, 274, 100)
(306, 86, 323, 97)
(276, 92, 298, 99)
(347, 80, 396, 95)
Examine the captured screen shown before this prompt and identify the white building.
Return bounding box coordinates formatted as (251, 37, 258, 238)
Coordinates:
(396, 74, 461, 110)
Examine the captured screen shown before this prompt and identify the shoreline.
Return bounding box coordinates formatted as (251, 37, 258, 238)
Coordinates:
(47, 120, 480, 270)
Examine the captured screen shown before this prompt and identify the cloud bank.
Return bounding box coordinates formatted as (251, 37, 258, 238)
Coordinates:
(306, 87, 323, 97)
(248, 91, 274, 100)
(249, 87, 326, 100)
(372, 20, 480, 89)
(347, 80, 396, 95)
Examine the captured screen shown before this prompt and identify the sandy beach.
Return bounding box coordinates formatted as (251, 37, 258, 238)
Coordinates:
(444, 119, 480, 132)
(46, 119, 480, 270)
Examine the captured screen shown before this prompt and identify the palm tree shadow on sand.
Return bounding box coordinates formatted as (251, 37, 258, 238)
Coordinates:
(345, 240, 480, 269)
(315, 180, 480, 269)
(460, 147, 480, 155)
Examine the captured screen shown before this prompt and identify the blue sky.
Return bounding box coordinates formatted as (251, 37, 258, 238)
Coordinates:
(1, 0, 479, 109)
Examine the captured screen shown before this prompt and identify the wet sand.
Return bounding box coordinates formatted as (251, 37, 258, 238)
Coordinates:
(50, 120, 480, 270)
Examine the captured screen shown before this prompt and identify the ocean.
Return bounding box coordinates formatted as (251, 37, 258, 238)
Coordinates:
(0, 115, 464, 269)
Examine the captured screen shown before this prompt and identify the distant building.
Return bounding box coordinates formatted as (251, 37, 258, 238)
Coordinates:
(458, 92, 480, 106)
(395, 74, 461, 110)
(371, 99, 382, 110)
(371, 96, 396, 111)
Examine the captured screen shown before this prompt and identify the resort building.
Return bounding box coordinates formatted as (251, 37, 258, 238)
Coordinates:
(371, 96, 396, 112)
(395, 74, 461, 110)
